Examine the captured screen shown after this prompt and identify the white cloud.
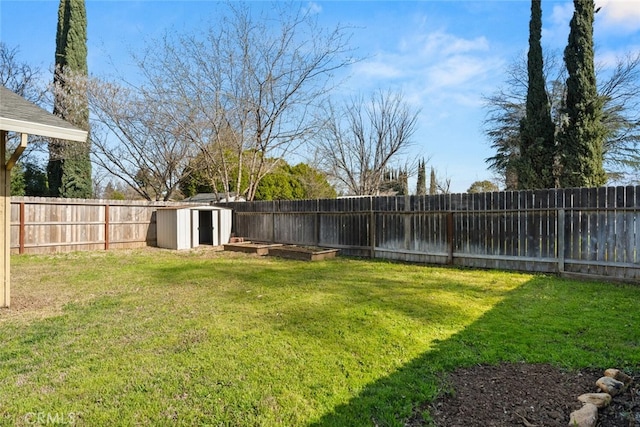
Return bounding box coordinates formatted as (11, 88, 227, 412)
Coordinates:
(596, 50, 624, 68)
(419, 32, 490, 57)
(306, 2, 322, 15)
(347, 28, 503, 112)
(542, 3, 573, 48)
(549, 2, 575, 27)
(352, 60, 403, 80)
(598, 0, 640, 32)
(427, 55, 487, 89)
(338, 22, 506, 187)
(544, 1, 640, 37)
(449, 92, 486, 109)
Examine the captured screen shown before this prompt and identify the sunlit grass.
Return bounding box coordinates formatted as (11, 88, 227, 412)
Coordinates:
(1, 248, 638, 426)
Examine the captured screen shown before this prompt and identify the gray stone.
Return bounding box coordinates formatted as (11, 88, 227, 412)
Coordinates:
(577, 392, 612, 408)
(568, 403, 598, 427)
(604, 368, 632, 386)
(596, 376, 624, 396)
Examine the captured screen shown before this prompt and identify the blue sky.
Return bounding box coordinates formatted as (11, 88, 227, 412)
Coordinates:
(2, 0, 640, 193)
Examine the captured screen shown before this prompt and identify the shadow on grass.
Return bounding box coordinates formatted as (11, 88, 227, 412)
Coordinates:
(5, 253, 640, 426)
(142, 255, 640, 426)
(306, 275, 640, 426)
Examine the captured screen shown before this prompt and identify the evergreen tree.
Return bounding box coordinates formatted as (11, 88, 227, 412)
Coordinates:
(10, 162, 50, 197)
(467, 180, 500, 194)
(24, 162, 49, 196)
(380, 167, 408, 195)
(518, 0, 556, 189)
(290, 163, 336, 199)
(49, 0, 92, 198)
(429, 167, 437, 195)
(10, 164, 25, 196)
(416, 159, 427, 196)
(103, 182, 126, 200)
(400, 168, 409, 196)
(557, 0, 607, 187)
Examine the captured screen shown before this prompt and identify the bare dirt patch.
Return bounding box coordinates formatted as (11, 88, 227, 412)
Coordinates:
(421, 363, 639, 426)
(1, 273, 75, 323)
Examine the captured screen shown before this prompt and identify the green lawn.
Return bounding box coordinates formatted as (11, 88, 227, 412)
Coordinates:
(1, 249, 638, 426)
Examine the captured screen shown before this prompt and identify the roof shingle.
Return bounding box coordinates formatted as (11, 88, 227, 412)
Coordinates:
(0, 85, 87, 142)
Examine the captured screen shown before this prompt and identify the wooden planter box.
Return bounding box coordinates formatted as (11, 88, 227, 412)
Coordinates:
(223, 242, 283, 256)
(267, 245, 340, 261)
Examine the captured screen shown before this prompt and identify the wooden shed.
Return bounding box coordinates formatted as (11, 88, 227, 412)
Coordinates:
(156, 205, 232, 250)
(1, 86, 88, 308)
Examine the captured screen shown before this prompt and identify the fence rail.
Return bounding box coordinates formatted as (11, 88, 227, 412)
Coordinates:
(10, 197, 188, 254)
(9, 187, 640, 282)
(221, 186, 640, 281)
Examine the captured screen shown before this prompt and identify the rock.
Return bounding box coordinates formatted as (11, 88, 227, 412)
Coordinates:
(549, 409, 564, 421)
(568, 403, 598, 427)
(577, 392, 612, 408)
(596, 376, 624, 396)
(604, 368, 633, 386)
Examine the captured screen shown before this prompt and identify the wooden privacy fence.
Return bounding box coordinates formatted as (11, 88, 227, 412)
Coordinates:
(9, 197, 187, 254)
(221, 186, 640, 281)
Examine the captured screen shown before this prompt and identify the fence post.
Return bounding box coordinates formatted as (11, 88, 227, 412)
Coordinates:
(370, 208, 376, 259)
(271, 206, 276, 243)
(19, 202, 25, 254)
(403, 195, 411, 251)
(315, 200, 320, 246)
(557, 208, 565, 273)
(447, 212, 454, 265)
(104, 203, 110, 250)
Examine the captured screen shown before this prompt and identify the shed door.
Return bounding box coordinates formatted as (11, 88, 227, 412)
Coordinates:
(198, 210, 214, 245)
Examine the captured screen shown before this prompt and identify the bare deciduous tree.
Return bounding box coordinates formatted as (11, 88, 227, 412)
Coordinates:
(315, 90, 420, 196)
(85, 78, 196, 201)
(0, 43, 46, 103)
(599, 53, 640, 182)
(0, 42, 48, 159)
(49, 3, 354, 200)
(133, 2, 355, 201)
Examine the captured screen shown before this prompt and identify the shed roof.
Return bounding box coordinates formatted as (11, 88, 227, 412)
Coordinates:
(183, 192, 246, 203)
(0, 85, 87, 142)
(156, 205, 232, 211)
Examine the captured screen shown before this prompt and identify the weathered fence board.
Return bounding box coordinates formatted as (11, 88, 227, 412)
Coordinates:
(12, 188, 640, 282)
(10, 197, 187, 254)
(221, 186, 640, 282)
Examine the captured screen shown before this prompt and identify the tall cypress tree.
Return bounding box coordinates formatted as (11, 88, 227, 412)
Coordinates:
(49, 0, 92, 198)
(557, 0, 606, 187)
(429, 167, 437, 195)
(518, 0, 556, 189)
(400, 168, 408, 196)
(416, 159, 426, 196)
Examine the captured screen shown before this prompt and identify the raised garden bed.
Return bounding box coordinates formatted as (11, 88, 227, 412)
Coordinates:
(267, 245, 340, 261)
(223, 241, 283, 256)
